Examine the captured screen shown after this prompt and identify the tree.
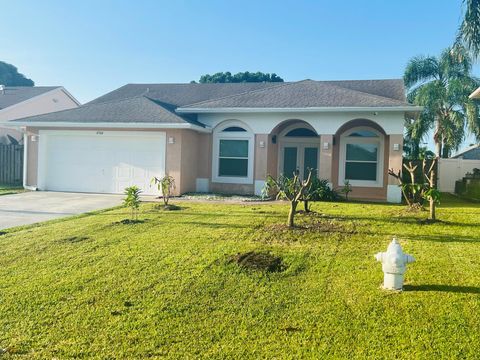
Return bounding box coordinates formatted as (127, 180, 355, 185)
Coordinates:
(196, 71, 284, 83)
(457, 0, 480, 57)
(404, 46, 480, 158)
(263, 170, 312, 228)
(151, 175, 176, 207)
(0, 61, 34, 86)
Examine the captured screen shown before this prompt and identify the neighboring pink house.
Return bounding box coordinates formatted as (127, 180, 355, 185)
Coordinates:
(3, 80, 421, 202)
(0, 86, 80, 144)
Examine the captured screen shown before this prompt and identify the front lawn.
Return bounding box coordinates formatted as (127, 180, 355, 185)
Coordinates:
(0, 195, 479, 358)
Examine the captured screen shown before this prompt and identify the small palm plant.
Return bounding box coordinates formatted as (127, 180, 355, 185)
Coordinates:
(151, 175, 176, 208)
(124, 186, 142, 220)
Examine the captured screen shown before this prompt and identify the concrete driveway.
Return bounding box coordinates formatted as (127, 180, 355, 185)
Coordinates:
(0, 191, 123, 230)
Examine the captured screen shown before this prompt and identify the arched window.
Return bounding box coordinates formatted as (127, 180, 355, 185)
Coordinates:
(339, 127, 384, 187)
(212, 122, 254, 184)
(285, 128, 318, 137)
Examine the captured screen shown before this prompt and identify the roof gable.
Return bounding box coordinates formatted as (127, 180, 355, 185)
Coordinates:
(0, 86, 60, 110)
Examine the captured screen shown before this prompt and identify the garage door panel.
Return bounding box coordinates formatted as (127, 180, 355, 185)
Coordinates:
(39, 131, 166, 195)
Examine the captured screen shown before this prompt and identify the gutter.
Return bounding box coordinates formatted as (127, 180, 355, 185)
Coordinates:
(0, 121, 212, 133)
(469, 87, 480, 99)
(176, 106, 424, 114)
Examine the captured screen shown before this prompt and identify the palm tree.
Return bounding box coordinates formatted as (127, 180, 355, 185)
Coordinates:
(404, 46, 480, 158)
(457, 0, 480, 57)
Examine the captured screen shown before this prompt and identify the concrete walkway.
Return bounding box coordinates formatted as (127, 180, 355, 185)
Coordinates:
(0, 192, 123, 230)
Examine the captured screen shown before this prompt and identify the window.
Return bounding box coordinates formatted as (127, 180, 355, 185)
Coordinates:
(212, 122, 254, 184)
(345, 143, 378, 181)
(285, 128, 318, 137)
(219, 139, 248, 177)
(339, 127, 383, 187)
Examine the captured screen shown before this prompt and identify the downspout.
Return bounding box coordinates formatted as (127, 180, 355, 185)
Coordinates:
(22, 131, 28, 188)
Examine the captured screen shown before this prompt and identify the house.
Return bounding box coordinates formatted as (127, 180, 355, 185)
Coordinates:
(450, 144, 480, 159)
(4, 79, 421, 202)
(0, 85, 80, 144)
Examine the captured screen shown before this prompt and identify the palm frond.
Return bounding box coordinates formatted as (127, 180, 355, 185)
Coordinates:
(457, 0, 480, 57)
(404, 56, 439, 89)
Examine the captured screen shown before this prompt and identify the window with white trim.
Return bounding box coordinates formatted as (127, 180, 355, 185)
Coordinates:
(219, 139, 249, 177)
(339, 127, 384, 187)
(212, 123, 254, 184)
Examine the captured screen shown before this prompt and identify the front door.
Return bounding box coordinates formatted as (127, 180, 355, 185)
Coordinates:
(282, 145, 319, 179)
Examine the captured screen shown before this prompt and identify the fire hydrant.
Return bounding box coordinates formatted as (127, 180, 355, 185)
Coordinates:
(374, 237, 415, 290)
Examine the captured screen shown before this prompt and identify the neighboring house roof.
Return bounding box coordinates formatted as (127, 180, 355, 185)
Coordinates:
(9, 79, 417, 128)
(0, 86, 61, 109)
(178, 79, 412, 110)
(469, 87, 480, 99)
(451, 144, 480, 159)
(14, 96, 204, 127)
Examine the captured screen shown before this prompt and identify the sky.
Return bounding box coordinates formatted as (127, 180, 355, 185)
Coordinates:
(2, 0, 477, 149)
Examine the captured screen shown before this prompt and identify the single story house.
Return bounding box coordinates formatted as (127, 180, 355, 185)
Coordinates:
(4, 79, 421, 202)
(0, 86, 80, 144)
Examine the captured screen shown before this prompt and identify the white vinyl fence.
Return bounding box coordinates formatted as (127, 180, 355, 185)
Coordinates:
(438, 158, 480, 192)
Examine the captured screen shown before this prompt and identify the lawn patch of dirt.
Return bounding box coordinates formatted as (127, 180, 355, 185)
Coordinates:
(60, 236, 90, 243)
(229, 251, 285, 273)
(115, 219, 146, 225)
(154, 204, 182, 211)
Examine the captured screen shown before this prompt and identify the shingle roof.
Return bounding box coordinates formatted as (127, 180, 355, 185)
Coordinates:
(179, 80, 411, 109)
(11, 79, 412, 126)
(12, 96, 203, 126)
(89, 83, 277, 107)
(0, 86, 60, 109)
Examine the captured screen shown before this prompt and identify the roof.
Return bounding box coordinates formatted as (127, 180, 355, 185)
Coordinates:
(179, 79, 411, 110)
(13, 96, 204, 127)
(0, 86, 60, 110)
(9, 79, 413, 127)
(89, 82, 276, 107)
(451, 144, 480, 159)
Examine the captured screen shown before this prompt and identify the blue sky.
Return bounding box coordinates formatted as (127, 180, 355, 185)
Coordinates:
(2, 0, 476, 148)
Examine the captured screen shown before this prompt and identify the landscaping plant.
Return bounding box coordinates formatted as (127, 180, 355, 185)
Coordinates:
(123, 185, 142, 220)
(151, 175, 176, 207)
(340, 180, 352, 201)
(263, 169, 313, 228)
(302, 177, 338, 212)
(423, 159, 440, 221)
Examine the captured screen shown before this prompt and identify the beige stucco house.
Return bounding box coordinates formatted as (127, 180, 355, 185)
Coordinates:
(4, 80, 421, 202)
(0, 86, 80, 144)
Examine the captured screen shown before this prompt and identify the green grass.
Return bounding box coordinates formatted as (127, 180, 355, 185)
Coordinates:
(0, 195, 479, 359)
(0, 184, 24, 196)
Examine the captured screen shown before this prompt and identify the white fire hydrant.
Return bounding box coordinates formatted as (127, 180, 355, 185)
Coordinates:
(374, 237, 415, 290)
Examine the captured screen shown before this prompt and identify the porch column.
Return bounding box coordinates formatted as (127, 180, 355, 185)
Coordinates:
(387, 134, 403, 203)
(254, 134, 269, 195)
(319, 134, 333, 184)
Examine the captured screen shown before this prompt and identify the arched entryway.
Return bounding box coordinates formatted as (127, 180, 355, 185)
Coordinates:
(277, 122, 320, 179)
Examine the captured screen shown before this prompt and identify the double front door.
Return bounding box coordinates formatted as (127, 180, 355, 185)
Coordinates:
(282, 145, 319, 179)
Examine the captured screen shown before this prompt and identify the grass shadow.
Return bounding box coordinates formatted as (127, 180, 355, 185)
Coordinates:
(404, 284, 480, 294)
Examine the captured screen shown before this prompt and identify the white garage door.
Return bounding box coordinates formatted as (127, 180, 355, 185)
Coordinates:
(38, 130, 166, 195)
